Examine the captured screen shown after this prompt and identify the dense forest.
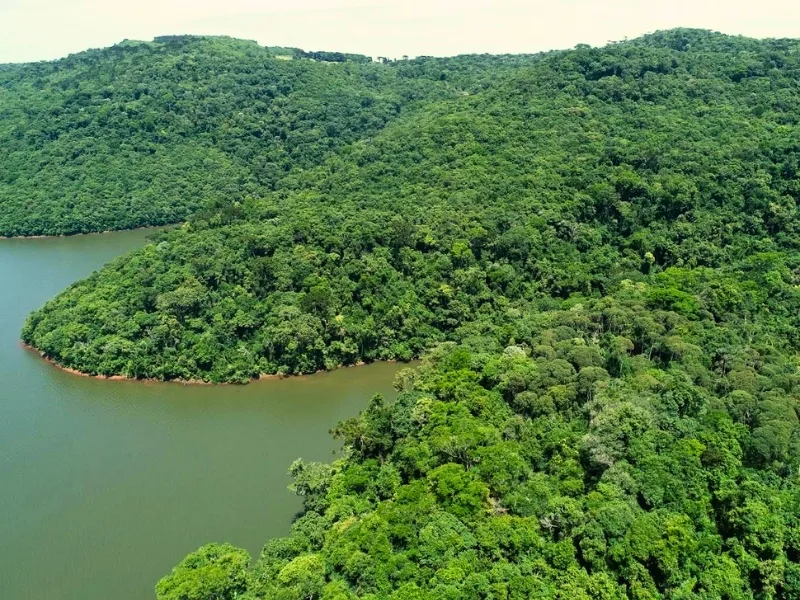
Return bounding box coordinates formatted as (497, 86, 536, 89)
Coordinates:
(21, 29, 800, 382)
(158, 308, 800, 599)
(0, 35, 520, 236)
(13, 28, 800, 597)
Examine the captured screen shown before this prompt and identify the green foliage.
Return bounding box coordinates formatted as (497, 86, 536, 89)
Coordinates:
(0, 36, 492, 236)
(21, 29, 800, 383)
(176, 305, 799, 598)
(155, 543, 250, 600)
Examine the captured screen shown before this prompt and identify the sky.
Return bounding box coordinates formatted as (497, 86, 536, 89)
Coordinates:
(1, 0, 799, 63)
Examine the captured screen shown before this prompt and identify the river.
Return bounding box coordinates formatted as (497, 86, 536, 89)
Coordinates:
(0, 229, 404, 600)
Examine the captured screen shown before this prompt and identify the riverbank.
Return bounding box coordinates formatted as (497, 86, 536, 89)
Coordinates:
(22, 341, 400, 386)
(0, 224, 174, 241)
(21, 342, 214, 385)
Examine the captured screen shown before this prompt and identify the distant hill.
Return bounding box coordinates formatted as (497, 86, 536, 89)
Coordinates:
(0, 35, 529, 236)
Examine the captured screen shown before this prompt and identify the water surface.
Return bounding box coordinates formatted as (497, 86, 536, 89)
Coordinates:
(0, 230, 403, 599)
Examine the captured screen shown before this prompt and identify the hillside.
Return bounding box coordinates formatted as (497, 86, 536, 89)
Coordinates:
(0, 35, 529, 236)
(160, 315, 800, 599)
(22, 29, 800, 382)
(13, 29, 800, 598)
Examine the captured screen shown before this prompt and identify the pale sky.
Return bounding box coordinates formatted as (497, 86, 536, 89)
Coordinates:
(1, 0, 799, 64)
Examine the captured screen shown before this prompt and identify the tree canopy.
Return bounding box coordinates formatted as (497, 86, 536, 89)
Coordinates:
(22, 29, 800, 383)
(157, 289, 800, 597)
(1, 35, 512, 236)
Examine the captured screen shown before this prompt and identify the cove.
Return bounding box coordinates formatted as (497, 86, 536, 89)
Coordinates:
(0, 229, 404, 600)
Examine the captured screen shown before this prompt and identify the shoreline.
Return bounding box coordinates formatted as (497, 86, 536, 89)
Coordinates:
(21, 342, 395, 386)
(0, 224, 175, 241)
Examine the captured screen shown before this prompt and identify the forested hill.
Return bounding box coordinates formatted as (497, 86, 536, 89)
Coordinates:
(0, 35, 531, 236)
(18, 28, 800, 598)
(22, 28, 800, 382)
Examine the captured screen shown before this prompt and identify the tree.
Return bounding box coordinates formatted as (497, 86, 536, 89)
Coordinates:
(156, 543, 250, 600)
